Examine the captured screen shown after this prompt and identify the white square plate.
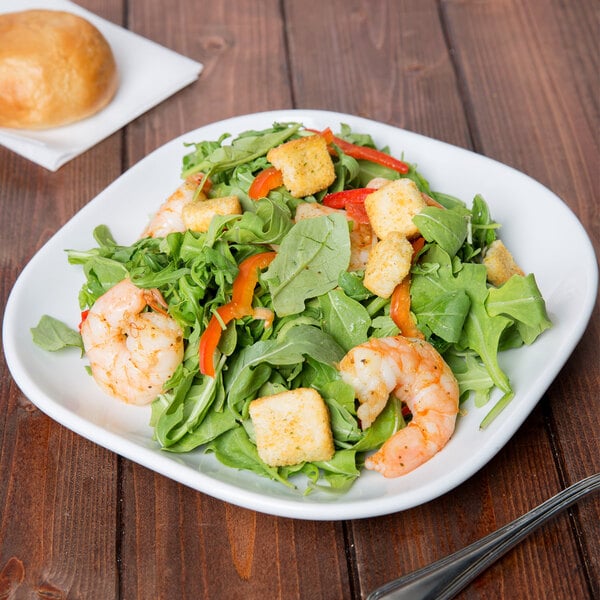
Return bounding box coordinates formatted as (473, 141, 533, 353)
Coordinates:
(3, 110, 597, 520)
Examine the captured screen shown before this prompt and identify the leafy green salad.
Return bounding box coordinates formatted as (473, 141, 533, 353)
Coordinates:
(32, 122, 551, 493)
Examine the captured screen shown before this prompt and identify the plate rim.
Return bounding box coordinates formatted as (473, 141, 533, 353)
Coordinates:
(3, 108, 598, 520)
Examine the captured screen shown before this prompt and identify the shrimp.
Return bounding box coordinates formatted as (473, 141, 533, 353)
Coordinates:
(80, 278, 184, 405)
(141, 173, 206, 238)
(338, 336, 459, 478)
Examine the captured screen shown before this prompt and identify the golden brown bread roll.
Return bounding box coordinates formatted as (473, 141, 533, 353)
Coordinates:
(0, 9, 118, 129)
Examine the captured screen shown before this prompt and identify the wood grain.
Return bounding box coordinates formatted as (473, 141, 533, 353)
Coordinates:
(0, 0, 597, 598)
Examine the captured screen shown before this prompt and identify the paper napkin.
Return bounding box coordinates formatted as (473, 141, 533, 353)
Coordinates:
(0, 0, 203, 171)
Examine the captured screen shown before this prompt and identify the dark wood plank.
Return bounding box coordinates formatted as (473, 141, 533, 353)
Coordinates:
(118, 2, 350, 599)
(0, 2, 125, 597)
(1, 0, 596, 598)
(125, 0, 293, 165)
(284, 0, 472, 147)
(0, 135, 124, 598)
(286, 0, 598, 598)
(119, 467, 352, 599)
(442, 0, 599, 595)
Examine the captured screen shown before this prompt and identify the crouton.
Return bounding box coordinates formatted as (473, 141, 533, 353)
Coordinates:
(267, 135, 335, 198)
(363, 232, 413, 298)
(364, 178, 426, 240)
(483, 239, 525, 286)
(182, 195, 241, 233)
(249, 388, 335, 467)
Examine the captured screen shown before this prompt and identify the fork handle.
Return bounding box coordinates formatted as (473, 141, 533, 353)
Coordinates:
(367, 473, 600, 600)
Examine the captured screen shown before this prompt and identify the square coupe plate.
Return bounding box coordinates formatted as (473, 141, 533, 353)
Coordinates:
(3, 110, 597, 520)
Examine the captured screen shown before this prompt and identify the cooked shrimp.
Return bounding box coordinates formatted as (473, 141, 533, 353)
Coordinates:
(338, 336, 459, 478)
(80, 278, 184, 405)
(141, 173, 206, 238)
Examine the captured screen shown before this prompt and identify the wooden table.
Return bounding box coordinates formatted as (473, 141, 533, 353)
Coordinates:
(1, 1, 598, 598)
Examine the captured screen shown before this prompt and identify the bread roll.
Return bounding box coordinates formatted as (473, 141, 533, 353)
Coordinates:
(0, 9, 118, 129)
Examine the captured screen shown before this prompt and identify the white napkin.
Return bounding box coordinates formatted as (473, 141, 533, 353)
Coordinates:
(0, 0, 203, 171)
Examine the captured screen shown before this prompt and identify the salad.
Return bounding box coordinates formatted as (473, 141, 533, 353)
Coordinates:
(31, 121, 551, 493)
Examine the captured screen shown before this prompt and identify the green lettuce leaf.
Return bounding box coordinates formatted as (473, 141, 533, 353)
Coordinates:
(264, 214, 351, 316)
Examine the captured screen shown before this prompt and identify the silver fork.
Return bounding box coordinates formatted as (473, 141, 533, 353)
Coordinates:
(367, 472, 600, 600)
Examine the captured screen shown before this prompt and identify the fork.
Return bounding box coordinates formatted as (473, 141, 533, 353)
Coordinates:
(367, 472, 600, 600)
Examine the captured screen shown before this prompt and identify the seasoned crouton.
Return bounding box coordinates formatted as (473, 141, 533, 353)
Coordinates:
(249, 388, 335, 467)
(267, 135, 335, 198)
(294, 202, 376, 271)
(363, 232, 413, 298)
(483, 239, 525, 286)
(182, 195, 241, 232)
(364, 178, 426, 240)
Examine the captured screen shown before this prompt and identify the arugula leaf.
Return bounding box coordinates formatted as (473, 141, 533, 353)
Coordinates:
(319, 289, 370, 351)
(30, 316, 83, 352)
(206, 427, 293, 487)
(224, 324, 345, 413)
(159, 404, 238, 453)
(444, 352, 495, 407)
(412, 245, 511, 392)
(181, 123, 301, 179)
(264, 214, 351, 316)
(486, 274, 552, 344)
(413, 206, 468, 257)
(413, 290, 470, 343)
(352, 397, 405, 452)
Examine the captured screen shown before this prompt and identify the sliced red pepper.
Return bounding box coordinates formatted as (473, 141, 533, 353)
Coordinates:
(389, 238, 427, 339)
(411, 236, 426, 259)
(307, 128, 410, 174)
(344, 201, 370, 224)
(198, 302, 240, 377)
(230, 251, 277, 309)
(248, 167, 284, 200)
(199, 251, 276, 377)
(78, 309, 89, 332)
(322, 188, 376, 224)
(322, 188, 375, 209)
(390, 276, 423, 339)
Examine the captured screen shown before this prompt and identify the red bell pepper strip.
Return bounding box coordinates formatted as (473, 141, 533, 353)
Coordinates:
(345, 201, 370, 224)
(198, 302, 240, 377)
(78, 310, 89, 332)
(322, 188, 376, 224)
(230, 251, 277, 309)
(411, 235, 426, 258)
(248, 167, 284, 200)
(322, 188, 375, 209)
(390, 276, 423, 339)
(307, 128, 410, 174)
(389, 237, 426, 339)
(199, 251, 276, 377)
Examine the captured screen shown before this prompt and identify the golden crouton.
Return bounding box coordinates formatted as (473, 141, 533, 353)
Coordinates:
(182, 195, 241, 233)
(267, 135, 335, 198)
(364, 178, 426, 240)
(363, 232, 413, 298)
(249, 388, 335, 467)
(483, 239, 525, 286)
